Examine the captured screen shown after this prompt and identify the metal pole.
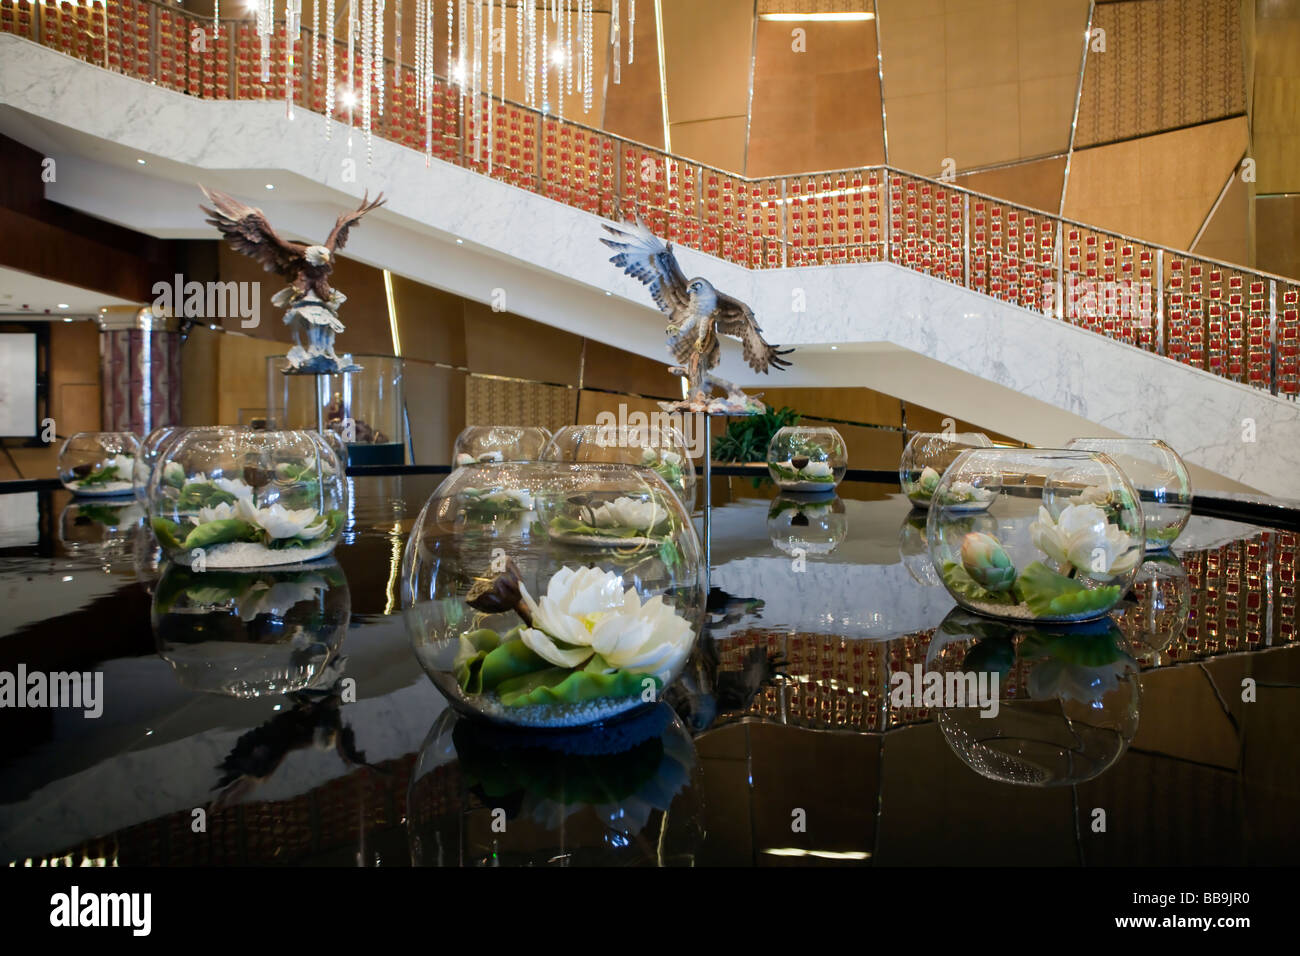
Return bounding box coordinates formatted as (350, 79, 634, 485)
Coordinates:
(702, 414, 711, 592)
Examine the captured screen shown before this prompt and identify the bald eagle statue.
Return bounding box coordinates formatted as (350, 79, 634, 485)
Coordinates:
(602, 216, 792, 413)
(199, 186, 385, 374)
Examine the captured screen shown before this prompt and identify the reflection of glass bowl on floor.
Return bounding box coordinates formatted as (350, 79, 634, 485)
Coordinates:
(151, 559, 350, 697)
(58, 499, 147, 552)
(1114, 552, 1191, 657)
(407, 703, 702, 866)
(768, 495, 847, 556)
(927, 609, 1140, 786)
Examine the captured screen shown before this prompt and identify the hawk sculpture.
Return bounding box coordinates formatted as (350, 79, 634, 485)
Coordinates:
(200, 186, 385, 374)
(602, 217, 792, 413)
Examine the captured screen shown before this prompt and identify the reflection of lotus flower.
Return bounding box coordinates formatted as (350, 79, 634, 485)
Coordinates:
(919, 466, 941, 492)
(640, 447, 658, 465)
(108, 454, 135, 480)
(803, 461, 833, 478)
(960, 532, 1017, 592)
(590, 497, 667, 529)
(212, 476, 254, 500)
(1030, 504, 1139, 578)
(1028, 656, 1132, 706)
(945, 480, 992, 504)
(162, 461, 185, 487)
(454, 453, 476, 467)
(518, 567, 693, 680)
(237, 575, 328, 621)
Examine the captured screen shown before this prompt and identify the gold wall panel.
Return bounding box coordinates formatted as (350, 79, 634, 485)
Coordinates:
(603, 3, 666, 150)
(462, 302, 584, 385)
(1257, 195, 1300, 281)
(747, 19, 885, 177)
(1253, 0, 1300, 193)
(1075, 0, 1246, 148)
(1194, 174, 1252, 271)
(465, 375, 577, 434)
(406, 363, 466, 464)
(1064, 117, 1248, 250)
(580, 339, 680, 399)
(957, 156, 1066, 215)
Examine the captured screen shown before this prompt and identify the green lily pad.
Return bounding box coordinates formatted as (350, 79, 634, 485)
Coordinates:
(150, 517, 187, 551)
(496, 665, 661, 708)
(1016, 561, 1120, 618)
(455, 627, 555, 694)
(182, 518, 262, 551)
(942, 561, 1019, 606)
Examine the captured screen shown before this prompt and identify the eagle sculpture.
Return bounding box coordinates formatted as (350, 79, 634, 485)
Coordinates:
(602, 217, 792, 413)
(199, 186, 385, 374)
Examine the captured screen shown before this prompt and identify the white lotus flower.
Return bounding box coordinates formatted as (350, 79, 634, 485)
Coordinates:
(1078, 485, 1112, 506)
(661, 450, 683, 467)
(211, 476, 255, 500)
(945, 480, 993, 504)
(1030, 504, 1140, 578)
(589, 496, 668, 529)
(803, 461, 833, 478)
(517, 566, 693, 680)
(640, 447, 659, 466)
(253, 503, 329, 540)
(197, 500, 242, 524)
(107, 454, 135, 480)
(237, 576, 328, 621)
(162, 461, 185, 486)
(919, 466, 941, 492)
(454, 453, 476, 467)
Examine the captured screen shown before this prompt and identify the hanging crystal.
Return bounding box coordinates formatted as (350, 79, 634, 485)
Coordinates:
(565, 0, 572, 94)
(212, 0, 218, 41)
(394, 0, 401, 87)
(286, 0, 299, 119)
(362, 0, 373, 161)
(375, 0, 385, 117)
(425, 0, 434, 165)
(325, 0, 335, 137)
(516, 0, 523, 81)
(312, 0, 319, 70)
(486, 0, 493, 172)
(414, 0, 422, 110)
(257, 0, 273, 82)
(583, 0, 591, 113)
(347, 0, 356, 147)
(628, 0, 634, 64)
(540, 0, 548, 112)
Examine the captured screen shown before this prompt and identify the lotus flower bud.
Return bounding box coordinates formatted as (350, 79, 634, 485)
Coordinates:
(960, 532, 1017, 592)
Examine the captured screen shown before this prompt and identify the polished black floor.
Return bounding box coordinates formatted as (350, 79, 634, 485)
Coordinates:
(0, 475, 1296, 866)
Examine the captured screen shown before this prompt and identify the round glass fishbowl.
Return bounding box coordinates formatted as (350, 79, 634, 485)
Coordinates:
(1115, 551, 1191, 659)
(407, 703, 702, 866)
(266, 354, 408, 466)
(899, 509, 998, 587)
(768, 494, 847, 556)
(147, 427, 345, 569)
(1067, 438, 1192, 550)
(766, 425, 847, 492)
(132, 426, 197, 502)
(899, 431, 994, 510)
(543, 423, 697, 512)
(927, 448, 1144, 623)
(58, 431, 141, 497)
(452, 425, 552, 466)
(926, 610, 1140, 786)
(401, 461, 706, 729)
(152, 559, 350, 697)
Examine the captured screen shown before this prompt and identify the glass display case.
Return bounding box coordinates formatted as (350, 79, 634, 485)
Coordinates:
(58, 431, 141, 497)
(147, 427, 345, 568)
(927, 448, 1144, 622)
(402, 461, 705, 729)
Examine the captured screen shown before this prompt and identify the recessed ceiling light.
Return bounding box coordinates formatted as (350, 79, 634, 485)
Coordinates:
(63, 317, 73, 322)
(455, 238, 463, 244)
(759, 12, 873, 21)
(830, 345, 838, 350)
(265, 183, 275, 190)
(136, 158, 146, 165)
(57, 303, 69, 309)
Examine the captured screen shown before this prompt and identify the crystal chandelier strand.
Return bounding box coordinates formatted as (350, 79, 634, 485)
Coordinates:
(287, 0, 299, 119)
(257, 0, 272, 82)
(583, 0, 591, 113)
(516, 0, 523, 81)
(425, 0, 434, 164)
(565, 0, 572, 94)
(472, 0, 481, 161)
(628, 0, 633, 64)
(347, 0, 356, 147)
(375, 0, 385, 117)
(414, 0, 423, 110)
(312, 0, 320, 69)
(540, 0, 548, 112)
(212, 0, 218, 41)
(325, 0, 335, 137)
(394, 0, 401, 87)
(362, 0, 373, 161)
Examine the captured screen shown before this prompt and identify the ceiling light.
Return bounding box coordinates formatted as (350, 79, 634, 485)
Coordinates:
(57, 303, 69, 309)
(455, 238, 464, 244)
(136, 158, 146, 165)
(265, 183, 275, 190)
(759, 12, 874, 21)
(830, 345, 838, 350)
(550, 45, 567, 67)
(63, 317, 73, 322)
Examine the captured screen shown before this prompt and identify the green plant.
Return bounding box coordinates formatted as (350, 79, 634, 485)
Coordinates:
(711, 406, 801, 462)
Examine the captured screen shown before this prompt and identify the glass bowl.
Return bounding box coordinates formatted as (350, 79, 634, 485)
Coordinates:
(766, 425, 847, 492)
(899, 509, 997, 587)
(407, 703, 702, 866)
(58, 431, 141, 497)
(926, 610, 1140, 786)
(133, 426, 186, 502)
(401, 461, 706, 729)
(147, 427, 345, 569)
(58, 498, 146, 553)
(768, 494, 847, 556)
(899, 431, 994, 510)
(543, 423, 697, 512)
(452, 425, 552, 466)
(1114, 552, 1191, 659)
(152, 559, 350, 697)
(1066, 438, 1192, 550)
(927, 448, 1144, 622)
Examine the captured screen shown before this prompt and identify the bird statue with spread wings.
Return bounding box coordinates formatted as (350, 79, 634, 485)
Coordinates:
(200, 186, 385, 374)
(602, 217, 792, 414)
